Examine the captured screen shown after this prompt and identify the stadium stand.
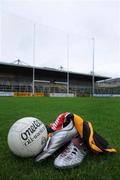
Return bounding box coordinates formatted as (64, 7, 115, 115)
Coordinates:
(96, 78, 120, 95)
(0, 62, 109, 96)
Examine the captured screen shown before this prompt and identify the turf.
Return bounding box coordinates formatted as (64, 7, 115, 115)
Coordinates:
(0, 97, 120, 180)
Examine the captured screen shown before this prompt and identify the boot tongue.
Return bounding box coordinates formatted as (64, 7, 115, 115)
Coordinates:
(72, 136, 83, 149)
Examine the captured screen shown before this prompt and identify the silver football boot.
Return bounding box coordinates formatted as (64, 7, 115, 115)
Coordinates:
(35, 120, 78, 162)
(54, 136, 88, 169)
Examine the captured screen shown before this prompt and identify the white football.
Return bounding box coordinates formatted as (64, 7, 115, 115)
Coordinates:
(7, 117, 48, 157)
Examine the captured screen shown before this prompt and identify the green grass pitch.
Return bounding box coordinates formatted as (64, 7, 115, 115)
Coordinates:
(0, 96, 120, 180)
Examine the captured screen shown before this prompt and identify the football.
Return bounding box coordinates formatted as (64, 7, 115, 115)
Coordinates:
(7, 117, 48, 157)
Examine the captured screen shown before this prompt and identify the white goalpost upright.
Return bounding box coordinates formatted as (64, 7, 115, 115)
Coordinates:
(92, 37, 95, 96)
(66, 33, 70, 95)
(32, 23, 36, 96)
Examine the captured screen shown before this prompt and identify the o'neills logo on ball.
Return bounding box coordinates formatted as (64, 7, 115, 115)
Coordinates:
(20, 120, 46, 146)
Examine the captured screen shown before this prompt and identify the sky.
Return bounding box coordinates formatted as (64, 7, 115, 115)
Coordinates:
(0, 0, 120, 78)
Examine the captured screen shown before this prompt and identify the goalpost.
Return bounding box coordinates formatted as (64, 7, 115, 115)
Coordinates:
(32, 23, 95, 97)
